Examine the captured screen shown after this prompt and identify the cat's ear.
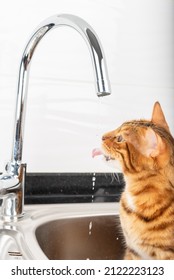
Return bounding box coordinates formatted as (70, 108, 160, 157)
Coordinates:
(151, 102, 170, 132)
(142, 128, 166, 158)
(128, 128, 165, 158)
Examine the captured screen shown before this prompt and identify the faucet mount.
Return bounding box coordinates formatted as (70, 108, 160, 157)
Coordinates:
(0, 14, 111, 221)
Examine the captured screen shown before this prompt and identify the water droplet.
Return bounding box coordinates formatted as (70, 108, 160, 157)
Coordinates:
(89, 221, 93, 230)
(89, 221, 93, 235)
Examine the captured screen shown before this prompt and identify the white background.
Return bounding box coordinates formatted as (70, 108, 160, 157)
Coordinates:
(0, 0, 173, 172)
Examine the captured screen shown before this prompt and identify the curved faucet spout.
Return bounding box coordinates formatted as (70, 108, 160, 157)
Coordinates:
(12, 14, 111, 164)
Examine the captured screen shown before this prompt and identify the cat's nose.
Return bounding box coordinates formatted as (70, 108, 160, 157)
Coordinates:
(102, 134, 109, 140)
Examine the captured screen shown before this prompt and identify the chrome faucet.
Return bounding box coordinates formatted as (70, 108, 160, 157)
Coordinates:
(0, 14, 111, 221)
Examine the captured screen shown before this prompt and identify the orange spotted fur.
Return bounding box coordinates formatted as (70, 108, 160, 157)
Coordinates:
(102, 102, 174, 260)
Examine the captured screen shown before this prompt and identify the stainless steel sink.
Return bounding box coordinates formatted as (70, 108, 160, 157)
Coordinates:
(36, 215, 124, 260)
(0, 203, 125, 260)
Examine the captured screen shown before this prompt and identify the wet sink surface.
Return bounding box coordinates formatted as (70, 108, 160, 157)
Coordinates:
(36, 214, 125, 260)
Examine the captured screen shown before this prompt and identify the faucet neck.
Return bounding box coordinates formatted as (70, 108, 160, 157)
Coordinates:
(11, 14, 111, 163)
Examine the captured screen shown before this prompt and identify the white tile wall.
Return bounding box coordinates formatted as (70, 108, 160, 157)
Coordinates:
(0, 0, 174, 172)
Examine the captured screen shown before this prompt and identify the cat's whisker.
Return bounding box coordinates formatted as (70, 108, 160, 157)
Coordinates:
(112, 173, 120, 183)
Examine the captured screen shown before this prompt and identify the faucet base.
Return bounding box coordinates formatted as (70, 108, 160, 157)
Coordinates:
(0, 163, 26, 221)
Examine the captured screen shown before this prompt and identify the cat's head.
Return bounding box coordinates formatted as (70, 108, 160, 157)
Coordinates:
(95, 102, 174, 174)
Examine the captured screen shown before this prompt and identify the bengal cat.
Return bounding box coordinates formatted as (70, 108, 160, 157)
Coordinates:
(93, 102, 174, 259)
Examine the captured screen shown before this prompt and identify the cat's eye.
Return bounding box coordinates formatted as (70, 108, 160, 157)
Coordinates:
(116, 135, 124, 142)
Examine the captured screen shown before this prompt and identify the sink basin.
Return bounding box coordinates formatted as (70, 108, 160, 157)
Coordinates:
(0, 203, 125, 259)
(36, 215, 124, 260)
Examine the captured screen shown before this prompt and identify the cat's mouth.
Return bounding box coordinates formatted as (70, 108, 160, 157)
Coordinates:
(92, 147, 122, 172)
(92, 148, 114, 161)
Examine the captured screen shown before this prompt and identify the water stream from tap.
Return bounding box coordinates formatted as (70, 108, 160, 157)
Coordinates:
(91, 173, 96, 203)
(91, 98, 103, 203)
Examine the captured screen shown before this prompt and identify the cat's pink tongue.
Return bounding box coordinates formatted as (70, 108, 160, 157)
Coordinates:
(92, 148, 103, 158)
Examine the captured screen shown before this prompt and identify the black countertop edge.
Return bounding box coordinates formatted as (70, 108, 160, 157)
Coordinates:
(25, 172, 125, 204)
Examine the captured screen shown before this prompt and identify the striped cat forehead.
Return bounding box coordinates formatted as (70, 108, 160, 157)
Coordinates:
(122, 120, 153, 128)
(119, 120, 154, 133)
